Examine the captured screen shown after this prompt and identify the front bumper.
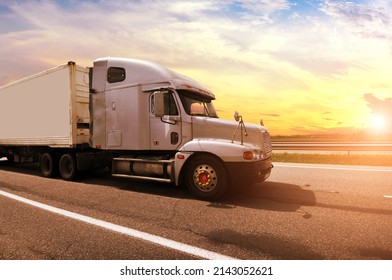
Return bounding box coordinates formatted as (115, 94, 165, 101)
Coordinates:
(225, 157, 273, 189)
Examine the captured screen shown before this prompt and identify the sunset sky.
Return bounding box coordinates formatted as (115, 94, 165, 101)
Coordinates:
(1, 0, 392, 136)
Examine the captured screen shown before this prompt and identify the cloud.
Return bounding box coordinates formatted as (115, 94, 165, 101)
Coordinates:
(0, 0, 303, 90)
(320, 0, 392, 40)
(263, 113, 280, 117)
(364, 93, 392, 114)
(0, 3, 239, 61)
(0, 0, 382, 82)
(238, 0, 291, 15)
(1, 0, 392, 135)
(364, 93, 392, 129)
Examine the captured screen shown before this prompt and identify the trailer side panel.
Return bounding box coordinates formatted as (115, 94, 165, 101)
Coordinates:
(0, 63, 90, 147)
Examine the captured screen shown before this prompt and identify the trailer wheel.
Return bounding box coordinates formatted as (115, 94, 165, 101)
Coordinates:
(184, 154, 228, 201)
(39, 152, 58, 178)
(6, 155, 14, 163)
(59, 153, 77, 180)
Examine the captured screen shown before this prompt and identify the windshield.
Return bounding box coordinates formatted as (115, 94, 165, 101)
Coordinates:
(177, 90, 218, 118)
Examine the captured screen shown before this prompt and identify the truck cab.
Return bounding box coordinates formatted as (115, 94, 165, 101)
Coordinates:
(89, 57, 273, 200)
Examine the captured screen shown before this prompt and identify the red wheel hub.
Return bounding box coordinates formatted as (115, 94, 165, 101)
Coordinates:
(198, 171, 210, 185)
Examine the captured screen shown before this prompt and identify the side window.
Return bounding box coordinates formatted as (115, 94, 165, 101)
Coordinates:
(164, 92, 179, 115)
(107, 67, 125, 83)
(151, 92, 179, 116)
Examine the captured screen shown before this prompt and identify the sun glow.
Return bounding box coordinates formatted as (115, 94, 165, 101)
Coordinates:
(371, 114, 387, 131)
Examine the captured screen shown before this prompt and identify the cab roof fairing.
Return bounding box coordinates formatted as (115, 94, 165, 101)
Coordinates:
(95, 57, 215, 100)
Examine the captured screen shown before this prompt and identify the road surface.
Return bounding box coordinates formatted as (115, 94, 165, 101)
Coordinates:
(1, 161, 391, 260)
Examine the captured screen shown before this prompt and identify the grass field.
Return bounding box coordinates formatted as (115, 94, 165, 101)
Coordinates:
(272, 152, 392, 167)
(271, 133, 392, 142)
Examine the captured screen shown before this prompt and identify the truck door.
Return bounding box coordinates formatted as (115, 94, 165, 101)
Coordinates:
(149, 91, 182, 150)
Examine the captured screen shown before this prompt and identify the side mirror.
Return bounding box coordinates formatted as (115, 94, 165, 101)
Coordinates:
(153, 91, 166, 117)
(234, 111, 240, 122)
(231, 111, 248, 144)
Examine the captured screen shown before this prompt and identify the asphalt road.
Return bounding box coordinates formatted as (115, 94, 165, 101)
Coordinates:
(1, 161, 392, 260)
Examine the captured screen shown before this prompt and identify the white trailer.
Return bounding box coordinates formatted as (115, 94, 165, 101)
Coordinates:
(0, 62, 110, 179)
(0, 62, 90, 148)
(0, 58, 273, 200)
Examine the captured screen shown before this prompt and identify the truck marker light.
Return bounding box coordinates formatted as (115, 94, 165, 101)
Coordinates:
(243, 151, 253, 160)
(177, 154, 185, 160)
(95, 145, 101, 149)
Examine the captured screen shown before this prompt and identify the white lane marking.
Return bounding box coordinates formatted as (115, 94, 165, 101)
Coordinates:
(0, 190, 236, 260)
(384, 195, 392, 199)
(273, 163, 392, 172)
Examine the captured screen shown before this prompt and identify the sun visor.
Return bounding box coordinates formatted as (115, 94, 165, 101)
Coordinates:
(173, 79, 215, 100)
(141, 82, 172, 92)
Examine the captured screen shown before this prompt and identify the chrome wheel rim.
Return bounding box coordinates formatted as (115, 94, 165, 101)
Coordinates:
(193, 164, 218, 192)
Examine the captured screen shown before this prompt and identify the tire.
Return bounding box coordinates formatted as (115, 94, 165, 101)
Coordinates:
(39, 152, 58, 178)
(184, 154, 228, 200)
(59, 153, 77, 180)
(6, 155, 14, 163)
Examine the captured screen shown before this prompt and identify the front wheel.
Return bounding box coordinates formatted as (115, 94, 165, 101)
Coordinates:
(184, 155, 228, 200)
(59, 153, 77, 180)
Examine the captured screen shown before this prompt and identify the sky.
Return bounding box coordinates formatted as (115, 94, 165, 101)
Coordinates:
(1, 0, 392, 136)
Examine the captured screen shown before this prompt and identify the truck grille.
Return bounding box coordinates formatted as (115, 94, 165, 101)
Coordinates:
(262, 131, 272, 154)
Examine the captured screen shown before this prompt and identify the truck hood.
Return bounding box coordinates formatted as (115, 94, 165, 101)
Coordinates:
(191, 116, 269, 151)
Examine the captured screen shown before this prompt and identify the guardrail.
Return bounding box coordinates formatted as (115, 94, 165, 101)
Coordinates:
(272, 142, 392, 152)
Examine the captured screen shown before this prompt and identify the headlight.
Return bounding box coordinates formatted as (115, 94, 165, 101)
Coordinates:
(253, 150, 261, 160)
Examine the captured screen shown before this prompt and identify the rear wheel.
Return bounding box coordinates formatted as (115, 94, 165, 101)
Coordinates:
(59, 153, 77, 180)
(39, 152, 58, 178)
(6, 155, 14, 163)
(184, 155, 228, 200)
